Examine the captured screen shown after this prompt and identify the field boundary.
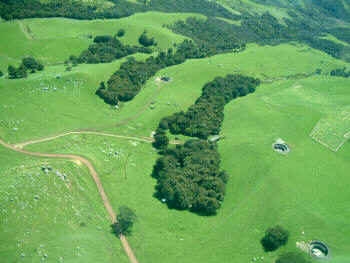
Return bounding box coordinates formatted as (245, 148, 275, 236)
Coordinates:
(309, 111, 350, 152)
(18, 20, 34, 40)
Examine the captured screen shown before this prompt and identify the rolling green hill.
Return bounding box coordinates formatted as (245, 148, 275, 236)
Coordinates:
(0, 2, 349, 263)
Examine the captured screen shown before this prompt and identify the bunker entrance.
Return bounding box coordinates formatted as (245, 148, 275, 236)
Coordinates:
(310, 241, 329, 259)
(273, 139, 290, 154)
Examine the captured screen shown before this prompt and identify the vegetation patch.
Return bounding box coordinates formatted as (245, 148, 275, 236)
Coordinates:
(169, 12, 349, 61)
(0, 0, 235, 21)
(8, 57, 44, 79)
(96, 39, 206, 105)
(330, 67, 350, 78)
(67, 34, 152, 65)
(261, 225, 289, 252)
(111, 206, 137, 236)
(151, 74, 260, 215)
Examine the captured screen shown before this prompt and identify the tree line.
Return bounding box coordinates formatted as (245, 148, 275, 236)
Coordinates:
(7, 56, 44, 79)
(162, 75, 260, 139)
(67, 33, 152, 65)
(0, 0, 235, 21)
(96, 39, 206, 105)
(330, 67, 350, 78)
(170, 12, 349, 61)
(151, 74, 260, 215)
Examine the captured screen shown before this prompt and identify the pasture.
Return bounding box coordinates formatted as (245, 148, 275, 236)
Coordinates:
(0, 146, 128, 262)
(0, 12, 198, 71)
(23, 43, 350, 262)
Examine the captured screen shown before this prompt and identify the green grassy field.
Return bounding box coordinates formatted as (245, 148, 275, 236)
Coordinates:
(0, 146, 128, 263)
(1, 43, 347, 144)
(1, 7, 350, 263)
(23, 43, 350, 262)
(0, 12, 199, 71)
(0, 55, 150, 143)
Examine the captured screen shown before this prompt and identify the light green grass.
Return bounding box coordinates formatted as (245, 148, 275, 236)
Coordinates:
(0, 146, 128, 263)
(102, 43, 348, 137)
(1, 43, 347, 144)
(0, 54, 150, 143)
(0, 12, 199, 70)
(24, 43, 350, 263)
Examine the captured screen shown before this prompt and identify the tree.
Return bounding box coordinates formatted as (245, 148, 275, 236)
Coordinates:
(8, 65, 17, 79)
(111, 206, 136, 236)
(0, 70, 3, 77)
(117, 29, 125, 37)
(261, 225, 289, 252)
(275, 252, 310, 263)
(153, 128, 169, 150)
(22, 56, 44, 72)
(138, 31, 156, 47)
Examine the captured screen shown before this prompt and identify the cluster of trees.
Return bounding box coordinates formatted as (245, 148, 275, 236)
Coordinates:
(170, 12, 349, 61)
(8, 57, 44, 79)
(152, 140, 228, 215)
(68, 34, 152, 65)
(0, 0, 235, 21)
(0, 0, 98, 20)
(261, 225, 289, 252)
(151, 74, 260, 215)
(96, 40, 206, 105)
(158, 75, 259, 139)
(330, 67, 350, 78)
(111, 206, 136, 236)
(313, 0, 349, 21)
(170, 17, 245, 56)
(304, 37, 344, 59)
(138, 31, 156, 47)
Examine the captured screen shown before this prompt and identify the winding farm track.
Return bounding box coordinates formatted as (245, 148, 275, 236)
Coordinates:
(14, 130, 181, 149)
(0, 138, 139, 263)
(14, 131, 154, 149)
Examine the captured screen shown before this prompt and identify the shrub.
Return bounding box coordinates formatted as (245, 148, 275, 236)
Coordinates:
(261, 226, 289, 252)
(117, 29, 126, 37)
(0, 70, 3, 77)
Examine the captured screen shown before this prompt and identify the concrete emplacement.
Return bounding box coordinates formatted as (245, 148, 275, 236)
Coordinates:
(273, 138, 290, 154)
(310, 241, 329, 259)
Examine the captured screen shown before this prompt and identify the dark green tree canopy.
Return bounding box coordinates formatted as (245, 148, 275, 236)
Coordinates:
(138, 31, 156, 47)
(111, 206, 137, 236)
(261, 225, 289, 252)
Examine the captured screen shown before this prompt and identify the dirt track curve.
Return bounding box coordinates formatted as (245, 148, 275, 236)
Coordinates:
(0, 138, 139, 263)
(14, 130, 181, 149)
(15, 131, 154, 149)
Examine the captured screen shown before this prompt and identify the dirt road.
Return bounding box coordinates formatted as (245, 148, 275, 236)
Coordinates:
(14, 130, 181, 149)
(15, 131, 154, 149)
(0, 138, 139, 263)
